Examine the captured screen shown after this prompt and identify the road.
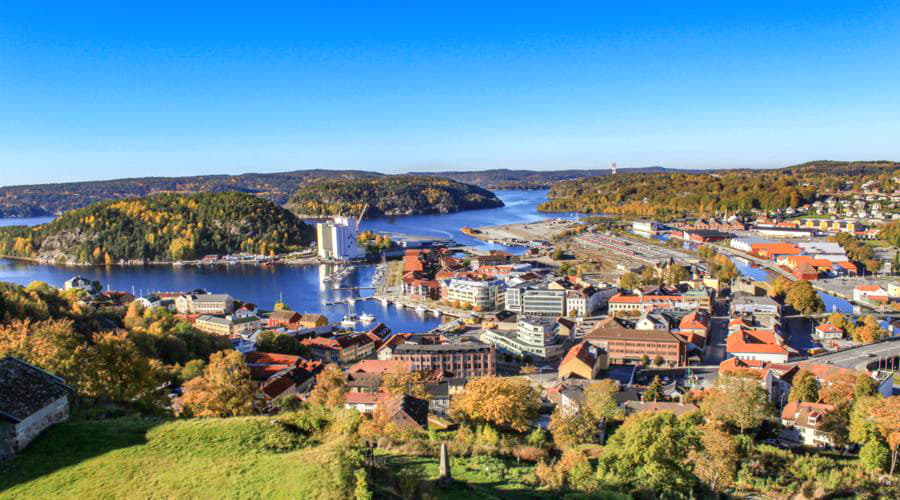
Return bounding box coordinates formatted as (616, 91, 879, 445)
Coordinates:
(701, 297, 730, 365)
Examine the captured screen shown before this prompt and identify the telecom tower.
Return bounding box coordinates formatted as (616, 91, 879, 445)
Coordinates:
(611, 162, 617, 175)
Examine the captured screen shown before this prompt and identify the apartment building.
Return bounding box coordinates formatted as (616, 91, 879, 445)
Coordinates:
(391, 342, 496, 378)
(444, 277, 505, 311)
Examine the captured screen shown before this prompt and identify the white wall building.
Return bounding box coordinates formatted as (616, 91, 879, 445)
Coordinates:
(316, 216, 360, 261)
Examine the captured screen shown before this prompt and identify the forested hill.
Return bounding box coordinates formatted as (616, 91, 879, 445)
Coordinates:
(287, 175, 504, 217)
(0, 170, 381, 217)
(408, 166, 679, 189)
(539, 161, 899, 219)
(0, 192, 314, 264)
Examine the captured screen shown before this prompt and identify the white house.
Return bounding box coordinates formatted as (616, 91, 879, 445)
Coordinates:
(780, 402, 836, 447)
(853, 285, 888, 304)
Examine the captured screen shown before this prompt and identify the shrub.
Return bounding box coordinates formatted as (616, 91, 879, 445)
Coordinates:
(513, 445, 549, 463)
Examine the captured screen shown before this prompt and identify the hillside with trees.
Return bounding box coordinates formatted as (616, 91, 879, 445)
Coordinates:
(539, 161, 899, 219)
(0, 192, 314, 264)
(287, 175, 504, 217)
(0, 170, 382, 217)
(410, 166, 680, 190)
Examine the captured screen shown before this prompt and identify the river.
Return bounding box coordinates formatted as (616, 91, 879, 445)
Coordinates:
(0, 190, 575, 333)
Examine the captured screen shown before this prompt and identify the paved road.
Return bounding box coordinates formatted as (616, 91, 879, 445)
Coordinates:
(702, 298, 730, 365)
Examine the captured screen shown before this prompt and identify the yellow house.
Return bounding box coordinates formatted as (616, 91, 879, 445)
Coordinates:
(297, 313, 329, 329)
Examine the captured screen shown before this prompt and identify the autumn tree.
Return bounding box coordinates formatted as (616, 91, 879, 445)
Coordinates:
(598, 412, 698, 496)
(702, 373, 771, 433)
(770, 276, 792, 300)
(850, 395, 883, 446)
(450, 376, 541, 432)
(819, 372, 856, 407)
(785, 280, 824, 315)
(79, 331, 167, 408)
(689, 422, 738, 493)
(548, 407, 597, 450)
(256, 331, 308, 356)
(582, 379, 624, 422)
(308, 363, 348, 408)
(826, 312, 847, 332)
(872, 396, 900, 475)
(855, 374, 878, 399)
(381, 370, 429, 400)
(787, 370, 818, 403)
(643, 375, 663, 402)
(851, 316, 888, 344)
(619, 272, 641, 290)
(182, 350, 256, 417)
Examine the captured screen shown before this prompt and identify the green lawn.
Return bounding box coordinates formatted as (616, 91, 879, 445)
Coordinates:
(379, 453, 547, 499)
(0, 416, 351, 499)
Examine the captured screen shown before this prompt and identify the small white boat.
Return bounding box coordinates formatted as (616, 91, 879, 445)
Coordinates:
(414, 305, 427, 314)
(359, 313, 375, 323)
(341, 314, 358, 328)
(346, 297, 356, 305)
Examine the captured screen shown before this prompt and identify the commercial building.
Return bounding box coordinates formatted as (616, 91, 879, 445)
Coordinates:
(316, 216, 360, 260)
(585, 326, 687, 366)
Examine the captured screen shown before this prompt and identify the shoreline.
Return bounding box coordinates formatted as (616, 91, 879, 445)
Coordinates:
(0, 254, 324, 268)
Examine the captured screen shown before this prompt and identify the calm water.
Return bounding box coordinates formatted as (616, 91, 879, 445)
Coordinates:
(0, 190, 570, 333)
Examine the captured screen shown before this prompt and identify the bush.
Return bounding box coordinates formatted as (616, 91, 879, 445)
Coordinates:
(512, 445, 549, 463)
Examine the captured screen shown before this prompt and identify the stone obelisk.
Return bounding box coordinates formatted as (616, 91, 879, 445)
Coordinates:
(438, 442, 452, 485)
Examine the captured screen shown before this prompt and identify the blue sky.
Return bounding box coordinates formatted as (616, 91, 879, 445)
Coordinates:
(1, 1, 899, 186)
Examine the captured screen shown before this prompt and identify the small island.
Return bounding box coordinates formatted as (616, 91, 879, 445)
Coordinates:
(287, 175, 504, 217)
(0, 192, 315, 265)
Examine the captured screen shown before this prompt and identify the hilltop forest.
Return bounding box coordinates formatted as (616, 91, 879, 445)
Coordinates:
(287, 175, 504, 217)
(0, 192, 314, 264)
(539, 161, 899, 219)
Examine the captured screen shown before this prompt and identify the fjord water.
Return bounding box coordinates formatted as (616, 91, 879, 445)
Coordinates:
(0, 190, 572, 333)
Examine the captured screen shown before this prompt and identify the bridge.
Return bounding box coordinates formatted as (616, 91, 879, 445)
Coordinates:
(789, 337, 900, 372)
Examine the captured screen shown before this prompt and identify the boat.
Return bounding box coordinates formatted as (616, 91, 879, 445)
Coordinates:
(359, 312, 375, 323)
(414, 305, 427, 314)
(346, 297, 356, 305)
(341, 314, 358, 328)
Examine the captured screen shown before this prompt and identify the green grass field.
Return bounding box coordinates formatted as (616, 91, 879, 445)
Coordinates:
(0, 416, 354, 499)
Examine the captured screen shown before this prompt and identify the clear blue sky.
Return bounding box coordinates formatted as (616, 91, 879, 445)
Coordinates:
(2, 1, 899, 186)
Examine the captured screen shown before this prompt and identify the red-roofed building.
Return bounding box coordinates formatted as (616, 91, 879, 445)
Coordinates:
(814, 323, 843, 340)
(752, 243, 802, 260)
(676, 311, 709, 348)
(726, 328, 792, 363)
(348, 359, 412, 375)
(253, 359, 322, 410)
(853, 285, 888, 304)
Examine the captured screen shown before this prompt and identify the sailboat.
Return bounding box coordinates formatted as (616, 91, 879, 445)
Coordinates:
(341, 299, 358, 328)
